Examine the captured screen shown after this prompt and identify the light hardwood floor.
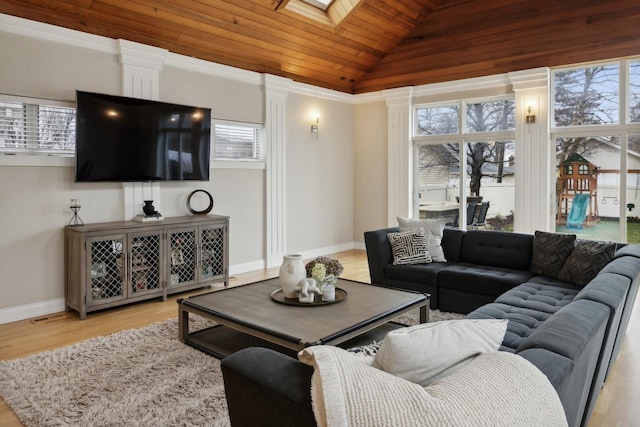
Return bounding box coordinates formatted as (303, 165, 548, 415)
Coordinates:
(0, 249, 638, 426)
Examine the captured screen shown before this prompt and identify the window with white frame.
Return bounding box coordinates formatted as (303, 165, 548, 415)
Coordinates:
(413, 97, 516, 231)
(551, 59, 640, 243)
(212, 121, 264, 162)
(0, 100, 75, 154)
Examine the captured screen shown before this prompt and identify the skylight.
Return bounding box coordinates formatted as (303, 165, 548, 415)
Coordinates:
(277, 0, 361, 27)
(302, 0, 333, 11)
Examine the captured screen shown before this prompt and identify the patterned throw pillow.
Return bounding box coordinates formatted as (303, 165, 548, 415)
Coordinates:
(529, 231, 576, 278)
(557, 239, 617, 286)
(387, 229, 432, 265)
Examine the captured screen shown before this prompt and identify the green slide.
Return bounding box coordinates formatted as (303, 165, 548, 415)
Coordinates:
(567, 194, 589, 228)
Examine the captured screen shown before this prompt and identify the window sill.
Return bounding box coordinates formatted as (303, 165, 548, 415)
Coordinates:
(0, 154, 73, 167)
(0, 155, 266, 170)
(211, 160, 265, 170)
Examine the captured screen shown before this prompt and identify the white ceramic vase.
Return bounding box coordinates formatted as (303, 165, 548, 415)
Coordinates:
(279, 254, 306, 298)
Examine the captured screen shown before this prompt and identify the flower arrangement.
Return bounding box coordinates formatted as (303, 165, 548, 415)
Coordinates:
(305, 256, 343, 287)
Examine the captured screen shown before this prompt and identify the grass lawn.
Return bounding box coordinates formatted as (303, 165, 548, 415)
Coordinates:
(556, 220, 640, 243)
(627, 222, 640, 243)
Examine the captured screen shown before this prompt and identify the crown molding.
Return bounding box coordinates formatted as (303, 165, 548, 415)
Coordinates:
(0, 13, 116, 54)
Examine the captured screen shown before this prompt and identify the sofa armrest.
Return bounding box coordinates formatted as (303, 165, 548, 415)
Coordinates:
(221, 347, 316, 427)
(364, 227, 399, 285)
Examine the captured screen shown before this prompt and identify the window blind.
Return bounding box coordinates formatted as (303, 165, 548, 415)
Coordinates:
(0, 101, 76, 153)
(213, 123, 263, 161)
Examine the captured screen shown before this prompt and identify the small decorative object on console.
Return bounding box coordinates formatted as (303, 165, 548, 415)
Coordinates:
(143, 200, 157, 216)
(133, 200, 164, 222)
(187, 189, 214, 215)
(68, 199, 84, 226)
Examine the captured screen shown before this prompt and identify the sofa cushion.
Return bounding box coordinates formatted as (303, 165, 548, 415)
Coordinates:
(385, 262, 447, 286)
(372, 319, 508, 387)
(599, 255, 640, 281)
(558, 240, 616, 286)
(441, 228, 464, 262)
(466, 283, 579, 351)
(397, 217, 447, 262)
(387, 228, 432, 265)
(613, 244, 640, 259)
(438, 263, 535, 297)
(459, 230, 533, 270)
(517, 299, 609, 359)
(574, 272, 630, 313)
(529, 231, 576, 278)
(495, 282, 579, 314)
(528, 275, 578, 289)
(468, 303, 550, 352)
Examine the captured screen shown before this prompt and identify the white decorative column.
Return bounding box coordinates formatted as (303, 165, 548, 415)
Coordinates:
(382, 87, 414, 227)
(264, 74, 293, 268)
(117, 40, 168, 219)
(509, 68, 552, 234)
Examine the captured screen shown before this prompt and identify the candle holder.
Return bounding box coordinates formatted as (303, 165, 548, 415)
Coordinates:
(68, 200, 84, 226)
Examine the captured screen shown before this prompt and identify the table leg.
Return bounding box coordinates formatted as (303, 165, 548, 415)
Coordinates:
(178, 301, 190, 342)
(419, 303, 429, 323)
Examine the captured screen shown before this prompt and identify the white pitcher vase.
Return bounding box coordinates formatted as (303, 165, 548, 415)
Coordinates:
(279, 254, 306, 298)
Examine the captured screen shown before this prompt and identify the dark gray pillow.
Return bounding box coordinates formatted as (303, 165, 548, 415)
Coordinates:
(557, 240, 617, 286)
(530, 231, 576, 279)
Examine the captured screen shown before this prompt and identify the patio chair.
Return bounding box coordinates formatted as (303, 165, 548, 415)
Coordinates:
(466, 202, 479, 227)
(473, 201, 490, 229)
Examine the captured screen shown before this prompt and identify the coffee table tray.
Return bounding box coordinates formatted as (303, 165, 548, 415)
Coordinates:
(270, 287, 347, 306)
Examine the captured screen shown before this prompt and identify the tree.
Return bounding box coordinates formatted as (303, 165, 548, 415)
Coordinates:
(416, 100, 514, 196)
(554, 66, 619, 164)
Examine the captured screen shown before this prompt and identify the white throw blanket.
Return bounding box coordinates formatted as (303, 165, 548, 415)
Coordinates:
(298, 346, 568, 427)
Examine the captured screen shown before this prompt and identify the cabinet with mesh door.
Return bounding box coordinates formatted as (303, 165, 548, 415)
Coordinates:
(65, 215, 229, 319)
(167, 221, 228, 296)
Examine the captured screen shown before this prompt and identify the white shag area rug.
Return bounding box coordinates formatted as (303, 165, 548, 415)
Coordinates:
(0, 309, 462, 427)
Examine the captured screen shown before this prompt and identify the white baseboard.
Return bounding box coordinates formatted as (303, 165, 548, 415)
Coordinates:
(229, 260, 266, 276)
(0, 298, 66, 325)
(353, 241, 366, 251)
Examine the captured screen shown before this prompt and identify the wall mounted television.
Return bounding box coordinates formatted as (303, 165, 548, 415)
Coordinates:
(75, 91, 211, 182)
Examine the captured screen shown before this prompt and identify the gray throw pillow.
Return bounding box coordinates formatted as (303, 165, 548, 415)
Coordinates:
(529, 231, 576, 278)
(397, 217, 447, 262)
(557, 239, 616, 286)
(387, 229, 432, 265)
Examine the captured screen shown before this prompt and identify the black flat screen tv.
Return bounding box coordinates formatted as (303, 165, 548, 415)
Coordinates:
(75, 91, 211, 182)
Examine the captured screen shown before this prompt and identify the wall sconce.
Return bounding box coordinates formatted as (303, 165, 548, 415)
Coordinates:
(525, 105, 536, 124)
(311, 115, 319, 135)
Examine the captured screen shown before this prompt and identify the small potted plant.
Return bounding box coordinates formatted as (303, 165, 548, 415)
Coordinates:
(305, 257, 343, 301)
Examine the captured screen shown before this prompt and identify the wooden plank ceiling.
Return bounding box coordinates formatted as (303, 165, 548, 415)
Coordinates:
(2, 0, 640, 94)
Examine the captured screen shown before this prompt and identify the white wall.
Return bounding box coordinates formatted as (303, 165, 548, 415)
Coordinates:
(286, 93, 354, 254)
(353, 101, 388, 244)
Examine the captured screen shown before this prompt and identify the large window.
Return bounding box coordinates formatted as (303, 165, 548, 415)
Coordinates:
(554, 64, 619, 126)
(414, 98, 515, 231)
(552, 60, 640, 242)
(0, 100, 75, 154)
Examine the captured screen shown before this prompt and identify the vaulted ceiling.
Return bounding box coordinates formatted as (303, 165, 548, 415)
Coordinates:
(2, 0, 640, 94)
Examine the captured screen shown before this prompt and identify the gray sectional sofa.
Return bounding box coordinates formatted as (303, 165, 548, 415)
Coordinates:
(220, 228, 640, 427)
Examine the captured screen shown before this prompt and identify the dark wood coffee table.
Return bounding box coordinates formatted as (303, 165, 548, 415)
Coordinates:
(178, 277, 429, 358)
